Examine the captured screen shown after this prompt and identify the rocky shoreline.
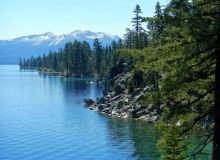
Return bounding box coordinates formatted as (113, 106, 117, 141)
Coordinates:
(84, 76, 163, 122)
(83, 59, 164, 122)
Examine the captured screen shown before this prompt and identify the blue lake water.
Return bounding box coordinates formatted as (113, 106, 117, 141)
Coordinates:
(0, 65, 160, 160)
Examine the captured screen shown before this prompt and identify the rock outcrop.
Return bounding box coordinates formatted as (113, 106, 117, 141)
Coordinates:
(84, 60, 163, 122)
(84, 86, 163, 122)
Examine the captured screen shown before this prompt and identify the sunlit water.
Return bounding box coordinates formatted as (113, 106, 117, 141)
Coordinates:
(0, 65, 160, 160)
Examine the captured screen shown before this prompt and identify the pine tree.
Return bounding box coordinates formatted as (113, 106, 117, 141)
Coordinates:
(132, 4, 143, 49)
(53, 53, 58, 71)
(145, 2, 165, 46)
(36, 56, 42, 68)
(93, 38, 103, 75)
(63, 42, 70, 75)
(111, 40, 118, 66)
(81, 41, 90, 75)
(19, 58, 23, 68)
(157, 122, 188, 160)
(124, 28, 135, 49)
(125, 5, 148, 50)
(42, 54, 47, 69)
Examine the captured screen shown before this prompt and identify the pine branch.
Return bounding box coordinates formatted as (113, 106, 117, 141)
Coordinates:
(182, 105, 214, 134)
(189, 133, 213, 159)
(185, 46, 217, 61)
(189, 49, 217, 69)
(174, 46, 217, 62)
(193, 0, 220, 8)
(185, 61, 216, 82)
(164, 62, 215, 94)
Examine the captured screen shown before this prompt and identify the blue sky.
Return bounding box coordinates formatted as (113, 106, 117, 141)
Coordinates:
(0, 0, 169, 39)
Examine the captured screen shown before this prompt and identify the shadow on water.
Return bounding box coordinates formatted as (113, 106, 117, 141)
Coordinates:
(59, 77, 103, 102)
(38, 72, 102, 101)
(106, 117, 160, 160)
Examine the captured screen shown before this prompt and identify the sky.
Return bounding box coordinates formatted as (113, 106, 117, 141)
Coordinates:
(0, 0, 169, 40)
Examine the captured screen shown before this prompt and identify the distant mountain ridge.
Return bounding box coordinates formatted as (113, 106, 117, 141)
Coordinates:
(0, 30, 120, 64)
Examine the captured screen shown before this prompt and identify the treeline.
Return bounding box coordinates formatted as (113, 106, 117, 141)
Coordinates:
(19, 39, 123, 77)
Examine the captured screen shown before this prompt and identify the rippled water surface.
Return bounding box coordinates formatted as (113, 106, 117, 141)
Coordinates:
(0, 65, 160, 160)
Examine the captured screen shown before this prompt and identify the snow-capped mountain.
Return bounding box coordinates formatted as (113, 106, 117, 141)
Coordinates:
(0, 30, 120, 64)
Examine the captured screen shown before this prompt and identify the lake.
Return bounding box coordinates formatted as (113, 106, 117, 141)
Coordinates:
(0, 65, 160, 160)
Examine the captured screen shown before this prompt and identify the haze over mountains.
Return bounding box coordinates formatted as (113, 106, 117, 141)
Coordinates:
(0, 30, 120, 64)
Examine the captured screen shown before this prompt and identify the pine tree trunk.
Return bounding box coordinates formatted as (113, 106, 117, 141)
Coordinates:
(213, 36, 220, 160)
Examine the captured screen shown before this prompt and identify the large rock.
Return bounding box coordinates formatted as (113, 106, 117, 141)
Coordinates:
(124, 105, 132, 111)
(84, 99, 94, 106)
(105, 94, 112, 99)
(133, 104, 143, 112)
(136, 110, 146, 117)
(111, 95, 121, 101)
(131, 88, 142, 98)
(98, 104, 107, 111)
(140, 114, 159, 122)
(133, 92, 144, 102)
(102, 108, 111, 114)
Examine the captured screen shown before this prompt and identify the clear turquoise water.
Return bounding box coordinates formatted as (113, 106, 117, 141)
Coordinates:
(0, 65, 160, 160)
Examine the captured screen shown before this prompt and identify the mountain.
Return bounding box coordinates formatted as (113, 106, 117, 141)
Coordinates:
(0, 30, 120, 64)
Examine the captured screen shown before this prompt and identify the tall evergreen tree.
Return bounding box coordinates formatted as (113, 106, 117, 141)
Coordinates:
(19, 58, 23, 68)
(93, 38, 103, 75)
(124, 28, 135, 49)
(42, 54, 47, 68)
(145, 2, 165, 46)
(132, 4, 143, 49)
(111, 40, 118, 66)
(52, 53, 58, 71)
(81, 41, 91, 75)
(63, 43, 70, 75)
